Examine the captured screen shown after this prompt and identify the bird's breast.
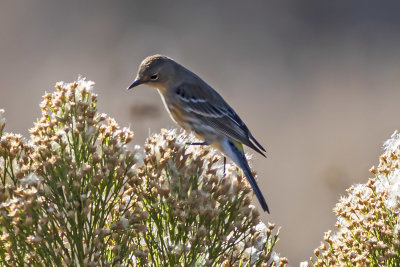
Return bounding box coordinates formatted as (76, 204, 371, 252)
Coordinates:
(157, 90, 188, 128)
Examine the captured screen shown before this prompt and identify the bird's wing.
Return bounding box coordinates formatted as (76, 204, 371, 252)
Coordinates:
(173, 83, 266, 156)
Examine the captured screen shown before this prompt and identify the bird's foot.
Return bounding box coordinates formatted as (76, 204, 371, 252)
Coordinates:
(223, 156, 226, 176)
(185, 141, 209, 146)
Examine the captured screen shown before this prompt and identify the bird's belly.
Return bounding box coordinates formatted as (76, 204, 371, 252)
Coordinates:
(168, 105, 218, 142)
(175, 113, 219, 143)
(168, 105, 190, 129)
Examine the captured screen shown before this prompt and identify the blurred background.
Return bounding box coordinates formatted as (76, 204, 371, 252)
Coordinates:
(1, 1, 400, 264)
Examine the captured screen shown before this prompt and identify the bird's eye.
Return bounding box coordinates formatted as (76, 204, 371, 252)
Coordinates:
(150, 74, 158, 80)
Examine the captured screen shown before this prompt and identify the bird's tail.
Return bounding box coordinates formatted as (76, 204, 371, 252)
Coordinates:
(223, 139, 270, 213)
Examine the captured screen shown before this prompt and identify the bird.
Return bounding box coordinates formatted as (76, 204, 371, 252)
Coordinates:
(127, 55, 269, 213)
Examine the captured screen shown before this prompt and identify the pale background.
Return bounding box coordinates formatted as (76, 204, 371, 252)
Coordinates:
(1, 1, 400, 264)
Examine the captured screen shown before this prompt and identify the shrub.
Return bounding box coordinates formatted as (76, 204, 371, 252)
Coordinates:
(309, 132, 400, 266)
(0, 78, 286, 266)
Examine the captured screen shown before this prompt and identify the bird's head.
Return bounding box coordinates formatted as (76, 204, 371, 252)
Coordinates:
(127, 54, 177, 91)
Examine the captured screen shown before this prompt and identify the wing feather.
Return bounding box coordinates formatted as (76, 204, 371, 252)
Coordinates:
(173, 83, 266, 156)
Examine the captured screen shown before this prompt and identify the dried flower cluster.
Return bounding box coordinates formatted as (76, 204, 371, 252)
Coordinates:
(0, 78, 286, 266)
(308, 131, 400, 266)
(137, 129, 288, 266)
(0, 79, 143, 266)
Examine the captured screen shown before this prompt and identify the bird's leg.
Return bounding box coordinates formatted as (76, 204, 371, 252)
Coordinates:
(185, 141, 209, 146)
(223, 156, 226, 176)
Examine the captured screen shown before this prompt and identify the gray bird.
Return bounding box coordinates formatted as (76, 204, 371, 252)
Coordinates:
(128, 55, 269, 213)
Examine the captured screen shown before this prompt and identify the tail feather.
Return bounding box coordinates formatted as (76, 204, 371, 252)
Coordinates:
(240, 158, 270, 213)
(248, 132, 266, 154)
(225, 139, 270, 213)
(245, 139, 266, 158)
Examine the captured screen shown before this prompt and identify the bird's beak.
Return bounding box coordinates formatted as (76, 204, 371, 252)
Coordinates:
(127, 78, 143, 90)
